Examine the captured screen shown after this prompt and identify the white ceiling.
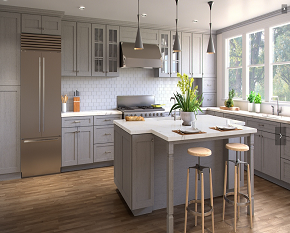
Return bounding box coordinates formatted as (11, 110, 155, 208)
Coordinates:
(1, 0, 290, 32)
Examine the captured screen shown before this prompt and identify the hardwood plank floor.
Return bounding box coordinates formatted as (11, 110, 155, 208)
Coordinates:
(0, 166, 290, 233)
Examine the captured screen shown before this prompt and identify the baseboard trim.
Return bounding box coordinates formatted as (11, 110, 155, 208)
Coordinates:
(0, 172, 21, 181)
(61, 161, 114, 173)
(254, 170, 290, 190)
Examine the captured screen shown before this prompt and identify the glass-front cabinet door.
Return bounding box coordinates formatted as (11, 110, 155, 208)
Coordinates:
(107, 25, 119, 77)
(171, 31, 181, 77)
(92, 24, 105, 76)
(159, 31, 170, 77)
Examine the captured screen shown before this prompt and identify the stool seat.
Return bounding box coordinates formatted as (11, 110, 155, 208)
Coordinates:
(188, 147, 212, 157)
(226, 143, 249, 152)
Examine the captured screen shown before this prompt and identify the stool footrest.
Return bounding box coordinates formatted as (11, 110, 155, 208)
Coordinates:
(224, 192, 250, 207)
(187, 200, 214, 217)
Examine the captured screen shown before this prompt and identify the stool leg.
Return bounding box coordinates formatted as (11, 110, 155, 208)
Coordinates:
(209, 168, 214, 233)
(234, 165, 237, 232)
(184, 168, 190, 233)
(247, 164, 253, 229)
(222, 161, 228, 221)
(237, 158, 240, 219)
(201, 172, 204, 233)
(195, 168, 198, 227)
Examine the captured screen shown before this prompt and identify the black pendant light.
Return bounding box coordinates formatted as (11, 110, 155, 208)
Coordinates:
(207, 1, 215, 54)
(134, 0, 144, 50)
(173, 0, 181, 52)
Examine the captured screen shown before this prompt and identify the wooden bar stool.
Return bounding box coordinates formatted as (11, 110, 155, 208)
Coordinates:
(223, 143, 253, 232)
(184, 147, 214, 233)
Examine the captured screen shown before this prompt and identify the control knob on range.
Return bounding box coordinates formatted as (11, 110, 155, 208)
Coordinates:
(149, 113, 151, 117)
(145, 114, 147, 117)
(153, 113, 155, 116)
(156, 113, 159, 116)
(134, 114, 137, 116)
(160, 113, 163, 116)
(140, 114, 143, 117)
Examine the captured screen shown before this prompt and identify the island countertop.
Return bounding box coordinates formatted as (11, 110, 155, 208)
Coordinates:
(114, 114, 257, 142)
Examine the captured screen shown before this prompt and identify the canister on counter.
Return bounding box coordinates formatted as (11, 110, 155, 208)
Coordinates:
(73, 97, 80, 112)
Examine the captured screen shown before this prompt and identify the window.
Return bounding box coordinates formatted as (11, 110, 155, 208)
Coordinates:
(272, 23, 290, 101)
(227, 36, 242, 98)
(249, 31, 265, 99)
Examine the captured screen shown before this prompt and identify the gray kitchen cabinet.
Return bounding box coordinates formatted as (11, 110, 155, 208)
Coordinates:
(203, 77, 217, 92)
(22, 14, 61, 35)
(192, 34, 203, 78)
(155, 31, 181, 78)
(0, 86, 20, 175)
(120, 27, 158, 44)
(253, 131, 262, 172)
(94, 115, 121, 162)
(106, 25, 119, 77)
(62, 117, 93, 167)
(61, 21, 91, 76)
(114, 125, 154, 214)
(77, 22, 92, 76)
(202, 34, 216, 77)
(61, 21, 77, 76)
(0, 12, 20, 86)
(281, 158, 290, 183)
(202, 93, 216, 107)
(181, 32, 192, 76)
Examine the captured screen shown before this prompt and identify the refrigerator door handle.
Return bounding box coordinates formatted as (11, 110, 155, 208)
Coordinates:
(39, 57, 41, 133)
(23, 137, 59, 144)
(42, 57, 45, 133)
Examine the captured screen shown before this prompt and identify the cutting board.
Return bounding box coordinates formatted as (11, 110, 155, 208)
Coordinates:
(220, 106, 240, 111)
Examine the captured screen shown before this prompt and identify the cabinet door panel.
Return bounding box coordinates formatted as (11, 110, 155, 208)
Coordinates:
(62, 128, 77, 167)
(157, 31, 171, 77)
(77, 23, 92, 76)
(107, 25, 119, 77)
(262, 132, 280, 179)
(94, 127, 114, 144)
(203, 77, 217, 92)
(0, 86, 20, 174)
(181, 32, 191, 76)
(281, 137, 290, 160)
(94, 144, 114, 162)
(61, 21, 77, 76)
(92, 24, 106, 76)
(192, 34, 202, 77)
(281, 158, 290, 183)
(77, 126, 93, 165)
(202, 93, 216, 107)
(0, 12, 20, 85)
(42, 16, 61, 35)
(254, 132, 262, 172)
(22, 14, 41, 34)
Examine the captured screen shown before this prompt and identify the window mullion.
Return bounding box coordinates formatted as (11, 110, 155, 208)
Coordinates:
(264, 26, 271, 102)
(243, 32, 248, 100)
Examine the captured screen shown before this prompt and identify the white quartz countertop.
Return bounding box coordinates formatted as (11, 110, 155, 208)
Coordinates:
(114, 115, 257, 142)
(61, 110, 122, 118)
(207, 107, 290, 124)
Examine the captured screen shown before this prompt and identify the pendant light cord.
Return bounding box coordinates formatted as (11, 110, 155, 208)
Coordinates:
(176, 0, 178, 32)
(137, 0, 140, 27)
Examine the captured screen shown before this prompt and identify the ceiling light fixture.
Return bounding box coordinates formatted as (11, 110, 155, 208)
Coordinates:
(134, 0, 144, 50)
(173, 0, 181, 53)
(79, 6, 85, 10)
(207, 1, 215, 54)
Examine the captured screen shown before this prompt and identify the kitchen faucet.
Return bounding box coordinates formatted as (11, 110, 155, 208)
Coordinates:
(271, 96, 282, 116)
(170, 97, 176, 121)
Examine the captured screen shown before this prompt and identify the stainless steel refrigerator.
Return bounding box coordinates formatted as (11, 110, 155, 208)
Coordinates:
(21, 50, 61, 177)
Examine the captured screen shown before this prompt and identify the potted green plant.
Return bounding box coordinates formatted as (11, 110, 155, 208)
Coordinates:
(169, 73, 203, 126)
(247, 91, 255, 112)
(224, 89, 235, 108)
(254, 93, 262, 113)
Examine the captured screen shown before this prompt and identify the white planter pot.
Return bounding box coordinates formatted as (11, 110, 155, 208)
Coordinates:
(248, 102, 254, 112)
(62, 103, 67, 113)
(180, 111, 196, 126)
(255, 103, 261, 113)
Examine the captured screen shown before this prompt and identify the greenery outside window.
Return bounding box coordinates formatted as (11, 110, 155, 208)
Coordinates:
(227, 36, 242, 98)
(249, 31, 265, 99)
(272, 23, 290, 101)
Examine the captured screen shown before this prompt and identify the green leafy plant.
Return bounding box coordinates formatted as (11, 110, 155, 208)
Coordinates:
(169, 73, 203, 116)
(247, 91, 256, 103)
(224, 89, 235, 107)
(254, 93, 262, 104)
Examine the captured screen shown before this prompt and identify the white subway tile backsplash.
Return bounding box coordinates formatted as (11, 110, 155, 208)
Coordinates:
(62, 68, 179, 111)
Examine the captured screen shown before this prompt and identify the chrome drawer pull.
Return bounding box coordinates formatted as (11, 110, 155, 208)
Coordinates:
(105, 151, 112, 154)
(104, 133, 112, 136)
(104, 119, 111, 121)
(73, 121, 80, 123)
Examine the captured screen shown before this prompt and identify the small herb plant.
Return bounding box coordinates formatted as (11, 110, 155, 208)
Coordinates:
(224, 89, 235, 108)
(247, 91, 255, 103)
(254, 93, 262, 104)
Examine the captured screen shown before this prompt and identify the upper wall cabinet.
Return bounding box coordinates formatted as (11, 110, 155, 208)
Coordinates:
(202, 34, 216, 77)
(0, 12, 20, 85)
(181, 32, 192, 76)
(22, 14, 61, 35)
(120, 27, 158, 44)
(155, 31, 181, 78)
(92, 25, 119, 77)
(192, 34, 203, 78)
(61, 21, 91, 76)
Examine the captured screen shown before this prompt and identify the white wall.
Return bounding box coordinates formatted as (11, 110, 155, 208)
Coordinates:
(61, 68, 180, 111)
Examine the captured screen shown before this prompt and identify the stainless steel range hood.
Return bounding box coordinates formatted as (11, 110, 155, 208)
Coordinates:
(120, 42, 162, 68)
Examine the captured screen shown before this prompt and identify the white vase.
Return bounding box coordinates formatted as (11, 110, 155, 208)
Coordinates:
(248, 102, 254, 112)
(255, 103, 260, 113)
(180, 111, 196, 126)
(62, 103, 67, 113)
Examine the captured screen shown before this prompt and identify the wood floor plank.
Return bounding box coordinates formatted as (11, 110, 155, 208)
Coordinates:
(0, 167, 290, 233)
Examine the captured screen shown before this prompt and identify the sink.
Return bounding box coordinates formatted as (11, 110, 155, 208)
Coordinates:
(260, 114, 283, 119)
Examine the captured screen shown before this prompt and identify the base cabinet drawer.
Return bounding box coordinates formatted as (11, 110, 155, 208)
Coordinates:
(202, 93, 216, 107)
(62, 116, 93, 127)
(94, 144, 114, 162)
(94, 127, 114, 144)
(94, 116, 121, 126)
(281, 158, 290, 183)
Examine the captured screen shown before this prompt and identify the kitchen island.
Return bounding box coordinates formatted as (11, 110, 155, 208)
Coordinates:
(114, 115, 257, 233)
